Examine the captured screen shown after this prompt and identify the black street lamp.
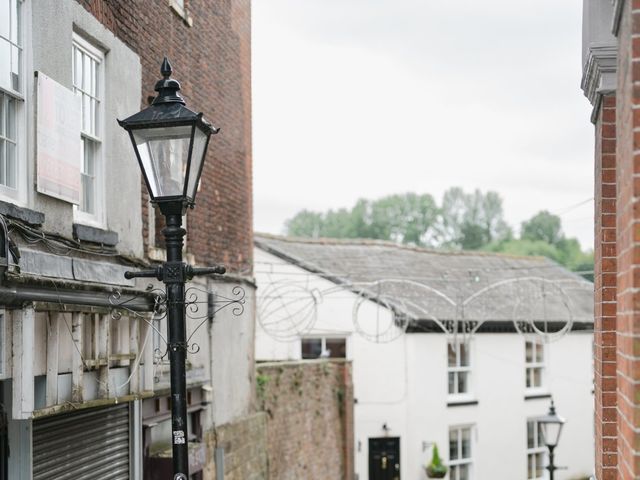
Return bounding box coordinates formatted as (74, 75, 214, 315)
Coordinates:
(119, 58, 223, 480)
(537, 400, 566, 480)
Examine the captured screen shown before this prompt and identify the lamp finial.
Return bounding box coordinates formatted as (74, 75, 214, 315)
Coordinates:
(161, 57, 172, 79)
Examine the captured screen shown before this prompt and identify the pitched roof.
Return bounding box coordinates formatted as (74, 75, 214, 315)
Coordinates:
(254, 233, 594, 329)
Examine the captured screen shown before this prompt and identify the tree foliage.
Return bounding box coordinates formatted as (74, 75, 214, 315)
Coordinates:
(284, 189, 593, 278)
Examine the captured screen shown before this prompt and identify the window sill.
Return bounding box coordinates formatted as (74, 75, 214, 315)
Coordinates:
(524, 392, 552, 401)
(73, 223, 118, 246)
(169, 0, 193, 27)
(447, 398, 478, 408)
(0, 200, 44, 226)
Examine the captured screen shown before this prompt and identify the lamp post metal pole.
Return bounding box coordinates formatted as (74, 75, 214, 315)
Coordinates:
(163, 212, 190, 478)
(546, 445, 556, 480)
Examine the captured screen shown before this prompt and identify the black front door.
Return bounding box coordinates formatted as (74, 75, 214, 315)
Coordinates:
(369, 437, 400, 480)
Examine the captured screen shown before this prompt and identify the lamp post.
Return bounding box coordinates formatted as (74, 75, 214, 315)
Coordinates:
(537, 400, 566, 480)
(118, 58, 222, 480)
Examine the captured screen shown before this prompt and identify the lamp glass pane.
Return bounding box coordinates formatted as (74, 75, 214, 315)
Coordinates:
(186, 126, 209, 201)
(133, 125, 192, 199)
(541, 421, 562, 447)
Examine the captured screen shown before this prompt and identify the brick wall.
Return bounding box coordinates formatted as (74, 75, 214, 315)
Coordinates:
(204, 412, 269, 480)
(594, 93, 618, 480)
(75, 0, 253, 274)
(257, 360, 355, 480)
(615, 1, 640, 478)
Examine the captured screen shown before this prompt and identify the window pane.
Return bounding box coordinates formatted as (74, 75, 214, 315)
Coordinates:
(458, 372, 468, 394)
(526, 368, 531, 388)
(12, 0, 20, 45)
(90, 98, 95, 135)
(459, 343, 469, 367)
(0, 139, 5, 185)
(448, 372, 455, 395)
(448, 342, 456, 367)
(10, 44, 19, 91)
(528, 454, 534, 479)
(461, 428, 471, 458)
(449, 429, 459, 460)
(80, 139, 96, 214)
(325, 338, 346, 358)
(537, 423, 544, 448)
(6, 96, 15, 140)
(0, 94, 4, 136)
(526, 341, 533, 363)
(83, 52, 91, 92)
(74, 48, 82, 88)
(301, 338, 322, 359)
(535, 452, 544, 477)
(0, 40, 10, 92)
(0, 1, 8, 40)
(82, 94, 90, 132)
(6, 141, 15, 188)
(527, 421, 534, 449)
(535, 343, 544, 363)
(459, 464, 469, 480)
(533, 367, 541, 387)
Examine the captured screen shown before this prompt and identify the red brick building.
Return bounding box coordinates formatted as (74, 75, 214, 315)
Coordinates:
(77, 0, 253, 272)
(0, 0, 259, 478)
(583, 0, 640, 478)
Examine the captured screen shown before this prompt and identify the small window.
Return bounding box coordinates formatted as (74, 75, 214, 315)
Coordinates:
(449, 425, 473, 480)
(525, 339, 544, 389)
(72, 34, 104, 226)
(301, 337, 346, 359)
(527, 419, 546, 480)
(448, 339, 471, 396)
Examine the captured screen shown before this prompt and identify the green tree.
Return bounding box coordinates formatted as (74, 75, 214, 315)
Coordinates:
(285, 193, 439, 246)
(438, 188, 511, 249)
(284, 210, 324, 238)
(521, 210, 563, 245)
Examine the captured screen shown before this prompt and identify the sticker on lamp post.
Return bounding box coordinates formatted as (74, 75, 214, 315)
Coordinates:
(173, 430, 186, 445)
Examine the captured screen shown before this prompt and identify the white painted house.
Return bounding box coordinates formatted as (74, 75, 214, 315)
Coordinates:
(254, 234, 595, 480)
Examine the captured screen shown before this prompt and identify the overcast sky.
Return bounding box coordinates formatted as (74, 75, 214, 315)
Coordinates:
(252, 0, 594, 249)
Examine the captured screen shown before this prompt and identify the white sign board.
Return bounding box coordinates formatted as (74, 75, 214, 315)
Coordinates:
(36, 72, 81, 204)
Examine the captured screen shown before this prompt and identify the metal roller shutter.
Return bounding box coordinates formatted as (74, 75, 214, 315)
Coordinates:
(33, 404, 130, 480)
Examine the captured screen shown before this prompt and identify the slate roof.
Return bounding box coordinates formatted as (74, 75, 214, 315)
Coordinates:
(255, 234, 594, 329)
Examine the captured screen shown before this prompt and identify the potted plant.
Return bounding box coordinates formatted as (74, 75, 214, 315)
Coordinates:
(425, 444, 448, 479)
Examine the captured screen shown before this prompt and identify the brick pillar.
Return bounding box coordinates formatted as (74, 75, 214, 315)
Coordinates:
(616, 2, 640, 479)
(595, 94, 617, 480)
(342, 362, 355, 480)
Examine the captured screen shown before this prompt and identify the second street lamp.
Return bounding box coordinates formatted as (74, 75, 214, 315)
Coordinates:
(537, 400, 566, 480)
(119, 57, 222, 480)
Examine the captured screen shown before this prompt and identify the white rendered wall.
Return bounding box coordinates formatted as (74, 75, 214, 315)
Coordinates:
(254, 247, 595, 480)
(405, 332, 594, 480)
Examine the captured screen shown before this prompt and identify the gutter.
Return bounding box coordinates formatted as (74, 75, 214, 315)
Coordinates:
(0, 283, 155, 311)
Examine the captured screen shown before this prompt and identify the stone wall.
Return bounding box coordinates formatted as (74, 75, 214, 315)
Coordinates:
(257, 360, 354, 480)
(204, 412, 269, 480)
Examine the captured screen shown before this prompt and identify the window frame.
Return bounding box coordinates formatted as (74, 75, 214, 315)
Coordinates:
(525, 338, 545, 391)
(526, 419, 547, 480)
(448, 424, 473, 480)
(72, 32, 106, 228)
(0, 0, 26, 205)
(447, 338, 473, 399)
(300, 335, 347, 359)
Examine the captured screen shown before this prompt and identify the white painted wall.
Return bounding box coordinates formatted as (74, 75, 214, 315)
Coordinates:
(254, 247, 595, 480)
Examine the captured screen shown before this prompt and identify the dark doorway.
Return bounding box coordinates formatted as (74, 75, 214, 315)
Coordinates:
(369, 437, 400, 480)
